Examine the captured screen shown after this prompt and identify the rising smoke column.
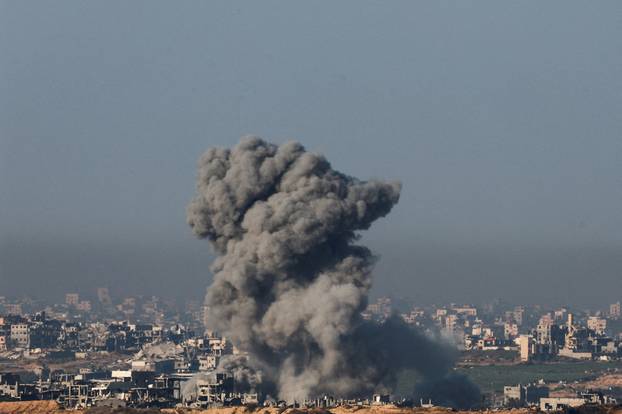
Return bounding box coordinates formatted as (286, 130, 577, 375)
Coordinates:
(188, 137, 479, 407)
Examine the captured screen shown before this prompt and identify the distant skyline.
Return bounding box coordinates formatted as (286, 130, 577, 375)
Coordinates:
(1, 1, 621, 306)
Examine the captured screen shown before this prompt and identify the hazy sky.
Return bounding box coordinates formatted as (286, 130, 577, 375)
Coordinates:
(1, 1, 621, 307)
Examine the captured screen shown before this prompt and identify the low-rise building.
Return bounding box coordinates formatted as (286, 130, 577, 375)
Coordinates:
(540, 397, 586, 411)
(504, 384, 549, 407)
(0, 373, 20, 399)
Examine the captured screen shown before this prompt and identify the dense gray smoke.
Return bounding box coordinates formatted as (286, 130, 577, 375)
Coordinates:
(188, 137, 479, 407)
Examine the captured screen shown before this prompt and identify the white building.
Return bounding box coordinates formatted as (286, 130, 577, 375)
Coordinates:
(519, 335, 533, 362)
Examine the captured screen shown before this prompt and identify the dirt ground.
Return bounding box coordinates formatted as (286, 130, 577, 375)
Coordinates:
(0, 400, 63, 414)
(0, 402, 531, 414)
(547, 372, 622, 398)
(580, 373, 622, 389)
(0, 401, 618, 414)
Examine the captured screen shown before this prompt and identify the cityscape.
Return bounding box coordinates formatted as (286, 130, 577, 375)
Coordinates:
(3, 2, 622, 414)
(1, 290, 621, 410)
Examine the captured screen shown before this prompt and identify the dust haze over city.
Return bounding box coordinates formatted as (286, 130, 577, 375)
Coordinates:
(1, 1, 622, 412)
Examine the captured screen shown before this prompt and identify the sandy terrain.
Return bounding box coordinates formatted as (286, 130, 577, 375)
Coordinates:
(163, 407, 461, 414)
(0, 401, 618, 414)
(547, 372, 622, 399)
(581, 373, 622, 390)
(0, 402, 531, 414)
(0, 400, 62, 414)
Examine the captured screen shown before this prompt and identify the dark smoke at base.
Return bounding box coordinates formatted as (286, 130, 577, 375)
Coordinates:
(187, 136, 480, 407)
(413, 373, 482, 410)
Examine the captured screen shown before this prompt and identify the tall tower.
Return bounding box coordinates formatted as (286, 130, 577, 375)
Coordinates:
(519, 334, 534, 362)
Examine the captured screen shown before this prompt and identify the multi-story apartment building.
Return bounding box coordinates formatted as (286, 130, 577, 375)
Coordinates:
(587, 316, 607, 335)
(96, 288, 112, 306)
(76, 301, 92, 312)
(10, 323, 30, 348)
(65, 293, 80, 307)
(504, 322, 519, 339)
(3, 304, 22, 315)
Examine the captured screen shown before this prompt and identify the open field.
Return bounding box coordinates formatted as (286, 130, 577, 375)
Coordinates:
(456, 360, 622, 394)
(393, 360, 622, 396)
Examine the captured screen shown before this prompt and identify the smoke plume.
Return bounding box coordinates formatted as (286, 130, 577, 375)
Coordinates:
(188, 136, 479, 406)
